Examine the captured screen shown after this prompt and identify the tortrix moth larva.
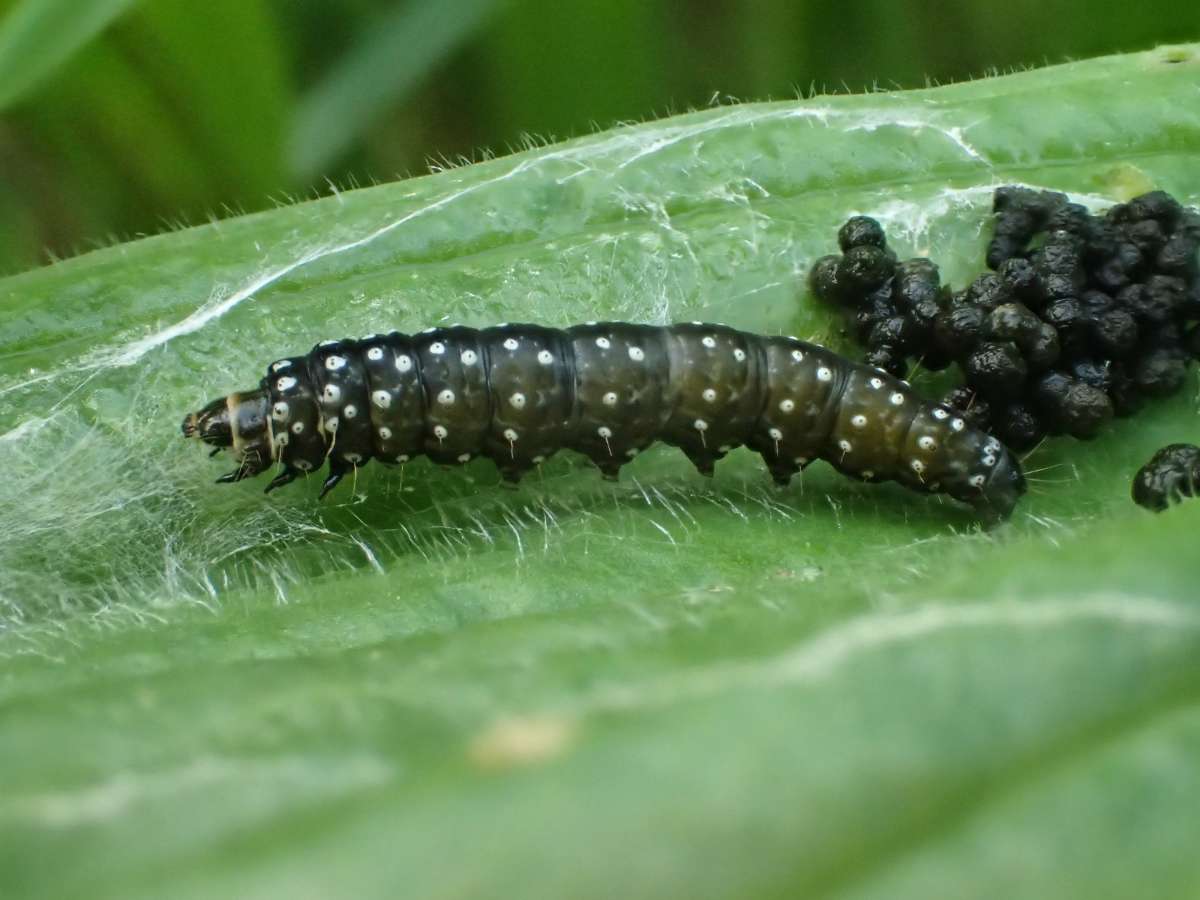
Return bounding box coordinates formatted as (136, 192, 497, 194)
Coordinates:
(182, 322, 1026, 519)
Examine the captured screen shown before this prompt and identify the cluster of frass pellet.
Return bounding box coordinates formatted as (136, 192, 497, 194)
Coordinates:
(809, 187, 1200, 451)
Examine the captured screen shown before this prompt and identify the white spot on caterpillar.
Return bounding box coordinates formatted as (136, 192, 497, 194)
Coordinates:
(597, 426, 613, 438)
(296, 459, 312, 471)
(430, 342, 445, 355)
(794, 456, 808, 466)
(890, 392, 905, 405)
(503, 338, 519, 351)
(457, 453, 471, 463)
(918, 436, 936, 450)
(733, 348, 746, 362)
(628, 346, 645, 361)
(367, 347, 384, 361)
(530, 454, 544, 463)
(345, 453, 362, 464)
(982, 453, 997, 467)
(703, 388, 717, 402)
(817, 367, 833, 382)
(461, 349, 478, 365)
(951, 418, 965, 431)
(274, 432, 289, 447)
(395, 354, 413, 372)
(851, 414, 867, 428)
(969, 474, 986, 488)
(910, 459, 926, 474)
(271, 360, 292, 372)
(595, 336, 611, 349)
(291, 422, 304, 434)
(538, 349, 554, 365)
(322, 384, 341, 403)
(839, 439, 852, 453)
(768, 427, 783, 440)
(326, 417, 339, 432)
(791, 349, 804, 362)
(626, 448, 639, 458)
(780, 398, 796, 413)
(275, 376, 297, 392)
(933, 408, 949, 420)
(718, 444, 732, 452)
(701, 336, 717, 348)
(503, 428, 519, 441)
(437, 389, 455, 406)
(694, 419, 708, 431)
(869, 377, 883, 389)
(862, 469, 875, 479)
(378, 426, 392, 440)
(373, 390, 391, 408)
(271, 402, 289, 421)
(397, 453, 410, 462)
(434, 425, 448, 440)
(602, 391, 619, 406)
(344, 405, 358, 419)
(325, 355, 346, 371)
(510, 392, 527, 409)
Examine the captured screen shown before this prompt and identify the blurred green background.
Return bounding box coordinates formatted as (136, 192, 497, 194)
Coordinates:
(0, 0, 1197, 276)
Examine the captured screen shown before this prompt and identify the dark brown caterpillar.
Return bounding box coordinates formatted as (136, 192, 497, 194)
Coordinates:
(1132, 443, 1200, 511)
(182, 323, 1026, 519)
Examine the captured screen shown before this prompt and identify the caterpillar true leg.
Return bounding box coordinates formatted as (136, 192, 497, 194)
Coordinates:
(264, 470, 298, 494)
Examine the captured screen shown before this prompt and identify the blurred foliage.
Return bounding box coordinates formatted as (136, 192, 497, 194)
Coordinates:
(0, 0, 1197, 274)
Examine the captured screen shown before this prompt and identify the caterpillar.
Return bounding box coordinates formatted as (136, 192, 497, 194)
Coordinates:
(182, 322, 1026, 519)
(1132, 443, 1200, 511)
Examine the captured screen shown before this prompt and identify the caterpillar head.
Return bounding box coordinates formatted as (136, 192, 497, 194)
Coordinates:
(182, 395, 231, 446)
(183, 388, 272, 479)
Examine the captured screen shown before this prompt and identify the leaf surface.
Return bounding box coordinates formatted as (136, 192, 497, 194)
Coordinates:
(1, 44, 1199, 900)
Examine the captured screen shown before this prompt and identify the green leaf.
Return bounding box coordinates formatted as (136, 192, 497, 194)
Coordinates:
(288, 0, 500, 177)
(0, 0, 139, 111)
(121, 0, 291, 202)
(480, 0, 668, 146)
(2, 44, 1199, 899)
